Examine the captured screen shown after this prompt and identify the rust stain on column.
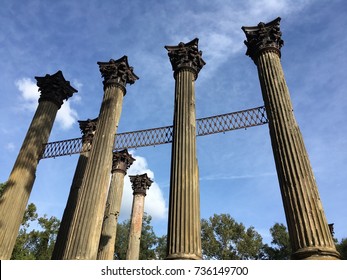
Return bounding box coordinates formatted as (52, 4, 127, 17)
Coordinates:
(126, 173, 152, 260)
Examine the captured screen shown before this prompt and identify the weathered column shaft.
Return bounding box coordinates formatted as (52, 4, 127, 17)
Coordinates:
(0, 71, 76, 260)
(63, 57, 138, 260)
(168, 69, 201, 259)
(126, 194, 146, 260)
(165, 38, 205, 260)
(97, 150, 135, 260)
(126, 173, 152, 260)
(242, 18, 340, 260)
(52, 118, 97, 259)
(63, 87, 123, 259)
(257, 51, 338, 258)
(97, 172, 123, 259)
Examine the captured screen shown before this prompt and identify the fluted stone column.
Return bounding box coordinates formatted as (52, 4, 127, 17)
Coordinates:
(62, 57, 138, 259)
(242, 17, 340, 260)
(52, 118, 98, 259)
(97, 149, 135, 260)
(0, 71, 76, 259)
(126, 173, 152, 260)
(165, 38, 205, 260)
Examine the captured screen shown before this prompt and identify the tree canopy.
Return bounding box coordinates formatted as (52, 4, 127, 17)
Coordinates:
(11, 203, 60, 260)
(336, 238, 347, 260)
(262, 223, 292, 260)
(0, 181, 7, 197)
(6, 198, 346, 260)
(201, 213, 264, 260)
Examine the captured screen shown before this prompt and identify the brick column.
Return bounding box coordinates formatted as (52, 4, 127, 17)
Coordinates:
(97, 149, 135, 260)
(52, 118, 97, 259)
(62, 57, 138, 259)
(165, 38, 205, 260)
(242, 17, 340, 260)
(0, 71, 76, 259)
(126, 173, 152, 260)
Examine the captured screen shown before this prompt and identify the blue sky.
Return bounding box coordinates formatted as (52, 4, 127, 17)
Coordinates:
(0, 0, 346, 245)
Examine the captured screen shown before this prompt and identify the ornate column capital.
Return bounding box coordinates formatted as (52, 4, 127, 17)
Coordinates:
(165, 38, 206, 79)
(97, 56, 139, 94)
(35, 70, 77, 109)
(112, 149, 135, 175)
(129, 173, 152, 196)
(242, 17, 284, 63)
(78, 118, 98, 145)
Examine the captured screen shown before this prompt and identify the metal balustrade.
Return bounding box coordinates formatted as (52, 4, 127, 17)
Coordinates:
(41, 106, 268, 159)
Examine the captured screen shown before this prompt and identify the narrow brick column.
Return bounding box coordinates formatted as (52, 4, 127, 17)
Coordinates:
(242, 17, 340, 260)
(126, 173, 152, 260)
(97, 149, 135, 260)
(165, 38, 205, 260)
(52, 118, 97, 259)
(0, 71, 76, 259)
(63, 57, 138, 259)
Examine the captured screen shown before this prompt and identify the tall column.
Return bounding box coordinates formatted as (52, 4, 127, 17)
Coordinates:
(62, 56, 138, 259)
(242, 17, 340, 260)
(52, 118, 98, 259)
(97, 149, 135, 260)
(126, 173, 152, 260)
(0, 71, 77, 259)
(165, 38, 205, 260)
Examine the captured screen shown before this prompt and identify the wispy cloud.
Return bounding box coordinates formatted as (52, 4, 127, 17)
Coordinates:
(72, 79, 83, 103)
(200, 172, 276, 182)
(162, 0, 313, 78)
(5, 142, 15, 152)
(15, 77, 79, 130)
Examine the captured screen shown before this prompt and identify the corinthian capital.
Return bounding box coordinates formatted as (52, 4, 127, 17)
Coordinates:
(112, 149, 135, 175)
(78, 118, 98, 144)
(35, 71, 77, 109)
(242, 17, 284, 62)
(129, 173, 153, 196)
(165, 38, 206, 79)
(97, 56, 139, 92)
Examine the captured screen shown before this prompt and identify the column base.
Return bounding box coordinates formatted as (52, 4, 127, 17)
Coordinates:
(291, 246, 340, 260)
(166, 253, 202, 260)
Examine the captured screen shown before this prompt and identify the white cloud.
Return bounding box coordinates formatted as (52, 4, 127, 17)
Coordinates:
(5, 142, 15, 152)
(15, 77, 79, 130)
(72, 79, 83, 103)
(119, 152, 168, 221)
(251, 0, 313, 16)
(164, 0, 312, 79)
(200, 172, 276, 181)
(15, 78, 39, 110)
(56, 100, 79, 130)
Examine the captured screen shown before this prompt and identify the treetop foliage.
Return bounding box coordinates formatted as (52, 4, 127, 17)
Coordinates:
(7, 199, 346, 260)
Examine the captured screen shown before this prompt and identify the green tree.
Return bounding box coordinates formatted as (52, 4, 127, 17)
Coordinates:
(262, 223, 291, 260)
(336, 238, 347, 260)
(114, 213, 158, 260)
(155, 235, 167, 260)
(0, 181, 7, 197)
(114, 217, 129, 260)
(29, 215, 60, 259)
(11, 203, 38, 259)
(201, 213, 264, 260)
(11, 203, 60, 260)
